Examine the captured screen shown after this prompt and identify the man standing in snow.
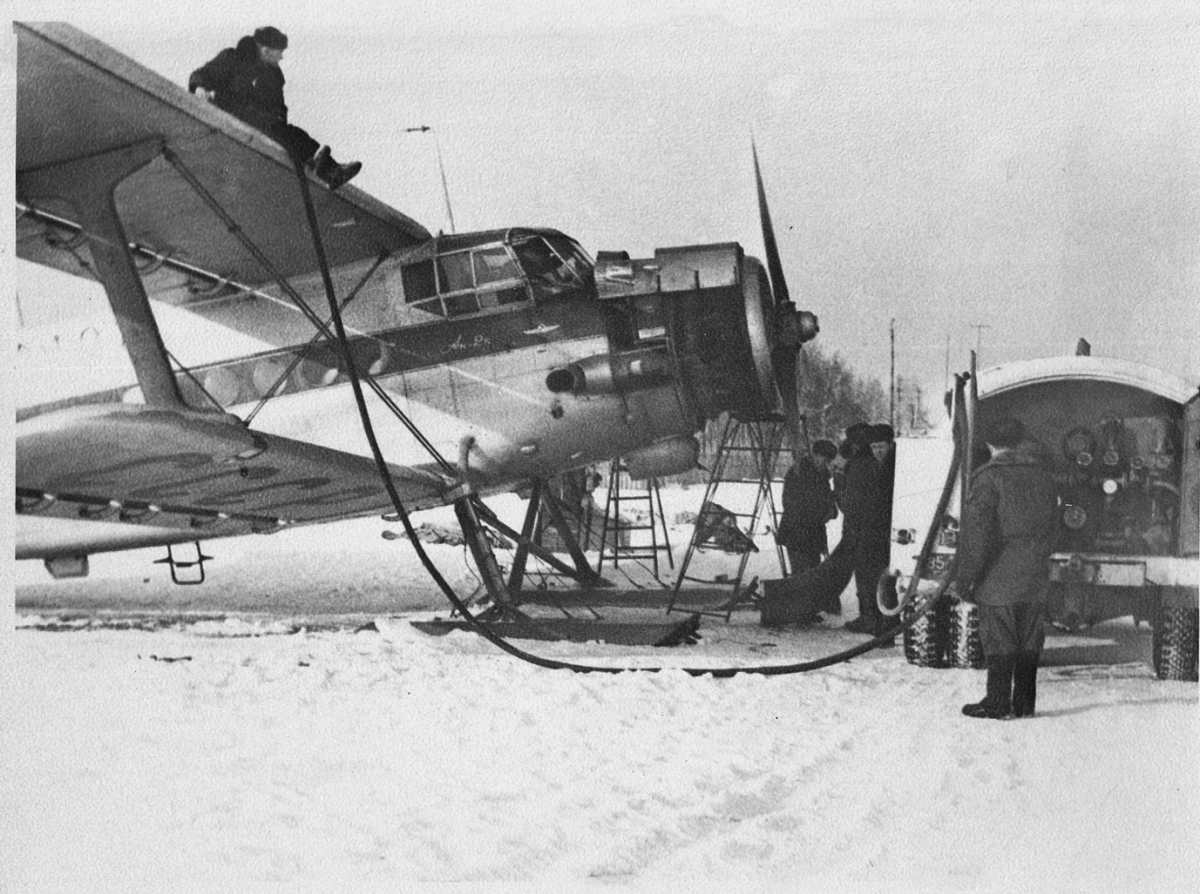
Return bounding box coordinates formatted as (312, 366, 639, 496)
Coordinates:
(956, 417, 1058, 719)
(839, 424, 894, 638)
(189, 26, 362, 190)
(776, 439, 839, 575)
(758, 425, 885, 628)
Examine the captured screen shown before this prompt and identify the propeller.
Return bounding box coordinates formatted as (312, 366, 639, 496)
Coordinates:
(752, 141, 818, 452)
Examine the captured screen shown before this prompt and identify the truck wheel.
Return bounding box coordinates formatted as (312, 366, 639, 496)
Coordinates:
(946, 596, 986, 669)
(1153, 605, 1199, 682)
(903, 595, 949, 668)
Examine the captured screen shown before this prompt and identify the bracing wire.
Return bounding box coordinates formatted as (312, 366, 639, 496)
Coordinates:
(289, 156, 957, 676)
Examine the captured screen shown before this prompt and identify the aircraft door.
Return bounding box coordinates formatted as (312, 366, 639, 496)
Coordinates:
(1180, 389, 1200, 557)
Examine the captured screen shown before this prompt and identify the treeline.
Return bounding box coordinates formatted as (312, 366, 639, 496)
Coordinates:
(663, 345, 896, 485)
(794, 344, 891, 442)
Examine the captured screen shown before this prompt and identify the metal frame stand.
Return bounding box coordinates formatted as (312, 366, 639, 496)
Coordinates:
(470, 480, 603, 598)
(595, 461, 675, 579)
(667, 416, 790, 620)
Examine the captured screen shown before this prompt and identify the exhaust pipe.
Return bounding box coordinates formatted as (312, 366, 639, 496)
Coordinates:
(546, 350, 670, 396)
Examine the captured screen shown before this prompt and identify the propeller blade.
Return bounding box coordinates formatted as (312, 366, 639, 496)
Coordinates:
(754, 141, 808, 450)
(775, 347, 805, 446)
(753, 140, 790, 308)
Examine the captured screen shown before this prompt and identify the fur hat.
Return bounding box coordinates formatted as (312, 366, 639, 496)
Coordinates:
(811, 439, 838, 460)
(987, 417, 1026, 449)
(253, 26, 289, 50)
(844, 423, 872, 447)
(869, 423, 895, 443)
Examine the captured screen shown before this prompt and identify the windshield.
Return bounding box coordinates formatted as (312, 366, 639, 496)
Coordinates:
(510, 233, 594, 297)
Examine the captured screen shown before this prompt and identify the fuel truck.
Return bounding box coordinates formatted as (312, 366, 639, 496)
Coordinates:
(887, 353, 1199, 681)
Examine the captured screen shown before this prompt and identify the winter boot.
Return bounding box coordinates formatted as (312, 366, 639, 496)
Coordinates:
(873, 615, 896, 648)
(312, 145, 362, 190)
(961, 654, 1015, 719)
(843, 616, 875, 635)
(308, 145, 329, 167)
(307, 145, 330, 177)
(1012, 652, 1040, 717)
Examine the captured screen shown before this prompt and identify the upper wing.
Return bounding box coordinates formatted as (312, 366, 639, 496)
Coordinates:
(12, 24, 452, 563)
(16, 403, 451, 559)
(14, 22, 430, 307)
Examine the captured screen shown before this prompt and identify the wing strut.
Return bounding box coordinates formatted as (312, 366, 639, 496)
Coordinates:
(163, 149, 455, 470)
(17, 139, 184, 408)
(161, 148, 332, 338)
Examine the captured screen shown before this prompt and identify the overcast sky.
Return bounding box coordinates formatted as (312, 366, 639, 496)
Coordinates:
(9, 0, 1200, 407)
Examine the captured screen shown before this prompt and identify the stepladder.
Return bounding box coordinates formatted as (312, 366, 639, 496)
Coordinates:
(595, 461, 675, 580)
(667, 416, 792, 619)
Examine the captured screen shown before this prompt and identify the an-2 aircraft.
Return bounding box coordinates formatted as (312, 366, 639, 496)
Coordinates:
(14, 23, 818, 626)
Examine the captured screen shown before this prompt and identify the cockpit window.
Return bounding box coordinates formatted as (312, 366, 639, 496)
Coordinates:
(544, 234, 593, 284)
(436, 251, 474, 294)
(402, 259, 437, 303)
(402, 243, 531, 318)
(437, 251, 478, 317)
(512, 234, 594, 297)
(474, 246, 521, 285)
(514, 237, 565, 282)
(400, 235, 593, 317)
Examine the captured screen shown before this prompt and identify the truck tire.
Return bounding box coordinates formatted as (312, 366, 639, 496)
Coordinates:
(946, 597, 985, 669)
(903, 595, 949, 668)
(1153, 605, 1199, 682)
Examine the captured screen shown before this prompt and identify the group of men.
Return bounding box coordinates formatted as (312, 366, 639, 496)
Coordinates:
(773, 416, 1058, 720)
(773, 422, 897, 640)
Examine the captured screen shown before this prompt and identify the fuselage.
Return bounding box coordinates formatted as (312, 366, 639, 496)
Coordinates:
(17, 227, 789, 561)
(162, 227, 707, 487)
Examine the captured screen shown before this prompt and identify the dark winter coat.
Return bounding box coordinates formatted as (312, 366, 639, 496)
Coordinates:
(837, 454, 891, 541)
(956, 444, 1059, 606)
(189, 37, 289, 132)
(777, 459, 837, 552)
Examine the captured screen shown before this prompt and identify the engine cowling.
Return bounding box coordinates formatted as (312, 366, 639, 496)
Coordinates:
(592, 242, 817, 425)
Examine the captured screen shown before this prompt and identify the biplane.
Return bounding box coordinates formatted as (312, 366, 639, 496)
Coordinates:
(14, 23, 817, 617)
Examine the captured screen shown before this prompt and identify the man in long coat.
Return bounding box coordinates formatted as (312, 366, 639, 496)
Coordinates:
(757, 425, 878, 625)
(956, 417, 1059, 719)
(776, 439, 839, 574)
(838, 425, 895, 637)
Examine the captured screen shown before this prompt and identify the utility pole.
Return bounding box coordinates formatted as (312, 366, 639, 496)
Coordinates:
(889, 318, 896, 430)
(970, 323, 991, 361)
(944, 333, 951, 392)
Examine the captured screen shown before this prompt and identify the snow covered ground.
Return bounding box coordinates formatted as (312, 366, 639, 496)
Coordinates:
(4, 488, 1199, 893)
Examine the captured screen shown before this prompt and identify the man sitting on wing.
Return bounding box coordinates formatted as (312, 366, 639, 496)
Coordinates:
(189, 26, 362, 190)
